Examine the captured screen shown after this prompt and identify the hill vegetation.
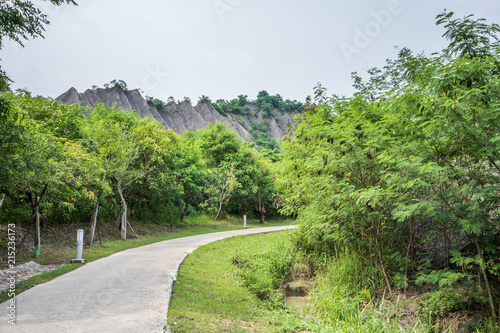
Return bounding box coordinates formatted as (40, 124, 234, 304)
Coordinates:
(203, 90, 304, 150)
(144, 89, 304, 151)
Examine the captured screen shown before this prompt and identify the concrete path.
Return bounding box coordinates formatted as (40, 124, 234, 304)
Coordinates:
(0, 226, 296, 333)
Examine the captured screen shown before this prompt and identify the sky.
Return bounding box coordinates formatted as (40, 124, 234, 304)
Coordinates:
(3, 0, 500, 103)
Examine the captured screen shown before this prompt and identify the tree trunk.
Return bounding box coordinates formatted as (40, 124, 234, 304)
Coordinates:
(259, 207, 266, 224)
(88, 180, 105, 247)
(89, 198, 100, 247)
(179, 202, 188, 223)
(214, 180, 231, 229)
(475, 240, 497, 318)
(257, 188, 265, 224)
(32, 184, 48, 257)
(0, 193, 5, 208)
(373, 221, 392, 295)
(34, 205, 41, 257)
(117, 181, 127, 240)
(214, 200, 223, 229)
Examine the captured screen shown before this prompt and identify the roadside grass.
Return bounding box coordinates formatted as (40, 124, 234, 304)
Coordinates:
(168, 231, 423, 333)
(168, 230, 317, 333)
(0, 216, 294, 304)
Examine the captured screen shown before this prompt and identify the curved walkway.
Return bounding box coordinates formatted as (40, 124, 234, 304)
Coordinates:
(1, 225, 296, 333)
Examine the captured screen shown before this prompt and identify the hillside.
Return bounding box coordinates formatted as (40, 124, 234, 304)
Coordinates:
(56, 87, 300, 145)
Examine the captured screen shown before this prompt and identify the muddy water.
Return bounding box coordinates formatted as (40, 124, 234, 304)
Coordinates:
(283, 280, 310, 311)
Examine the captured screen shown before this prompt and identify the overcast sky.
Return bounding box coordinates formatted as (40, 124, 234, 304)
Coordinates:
(3, 0, 500, 102)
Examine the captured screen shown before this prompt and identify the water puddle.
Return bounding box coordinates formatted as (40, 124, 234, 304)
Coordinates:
(283, 280, 310, 312)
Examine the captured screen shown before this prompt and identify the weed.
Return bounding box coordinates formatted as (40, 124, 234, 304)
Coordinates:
(418, 288, 466, 322)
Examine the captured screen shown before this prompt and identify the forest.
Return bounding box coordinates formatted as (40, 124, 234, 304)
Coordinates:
(0, 91, 285, 254)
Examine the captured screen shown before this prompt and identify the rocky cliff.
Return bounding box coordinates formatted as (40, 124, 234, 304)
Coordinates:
(56, 87, 297, 142)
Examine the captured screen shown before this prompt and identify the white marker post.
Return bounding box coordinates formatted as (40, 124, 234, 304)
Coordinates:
(243, 215, 247, 229)
(71, 229, 86, 263)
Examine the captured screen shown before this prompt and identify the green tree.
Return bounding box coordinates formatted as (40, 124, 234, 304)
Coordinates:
(437, 9, 500, 59)
(172, 131, 205, 222)
(237, 94, 248, 106)
(198, 121, 241, 166)
(0, 92, 86, 256)
(146, 96, 166, 110)
(204, 163, 240, 228)
(280, 11, 500, 313)
(83, 104, 177, 239)
(198, 95, 212, 104)
(127, 115, 179, 225)
(253, 154, 276, 223)
(225, 144, 259, 218)
(257, 90, 269, 98)
(105, 79, 128, 91)
(260, 102, 274, 117)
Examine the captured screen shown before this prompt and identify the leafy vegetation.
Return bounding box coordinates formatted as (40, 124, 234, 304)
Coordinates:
(279, 10, 500, 326)
(209, 90, 303, 118)
(2, 3, 500, 329)
(232, 231, 293, 300)
(146, 96, 167, 110)
(102, 79, 128, 91)
(0, 91, 280, 257)
(202, 91, 304, 149)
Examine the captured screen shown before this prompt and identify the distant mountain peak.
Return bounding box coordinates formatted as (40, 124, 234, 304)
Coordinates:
(56, 86, 253, 140)
(56, 86, 298, 145)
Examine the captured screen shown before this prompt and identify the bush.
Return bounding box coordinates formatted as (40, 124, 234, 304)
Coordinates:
(418, 288, 466, 321)
(146, 96, 166, 110)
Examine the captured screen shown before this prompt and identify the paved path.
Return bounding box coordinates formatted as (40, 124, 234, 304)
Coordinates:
(0, 226, 296, 333)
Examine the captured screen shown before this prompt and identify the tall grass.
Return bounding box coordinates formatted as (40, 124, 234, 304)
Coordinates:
(307, 252, 415, 332)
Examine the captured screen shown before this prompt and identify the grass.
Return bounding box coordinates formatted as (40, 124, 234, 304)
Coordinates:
(0, 215, 294, 304)
(306, 253, 422, 333)
(168, 231, 316, 333)
(168, 232, 426, 333)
